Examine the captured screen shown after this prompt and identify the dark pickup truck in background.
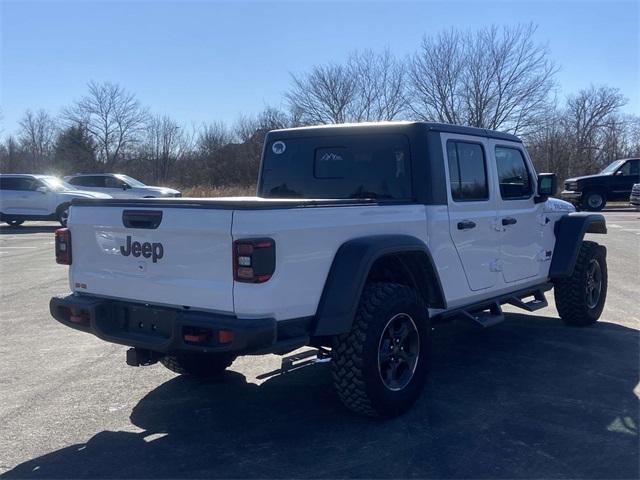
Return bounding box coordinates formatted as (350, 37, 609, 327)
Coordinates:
(561, 158, 640, 211)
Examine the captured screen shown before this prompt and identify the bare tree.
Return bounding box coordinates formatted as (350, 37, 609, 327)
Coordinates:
(349, 48, 407, 121)
(286, 63, 358, 124)
(409, 24, 556, 134)
(142, 115, 188, 184)
(63, 81, 147, 170)
(408, 29, 465, 125)
(18, 109, 57, 170)
(564, 85, 627, 174)
(286, 49, 407, 125)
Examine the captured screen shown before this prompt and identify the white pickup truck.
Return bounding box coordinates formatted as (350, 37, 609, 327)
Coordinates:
(50, 122, 608, 417)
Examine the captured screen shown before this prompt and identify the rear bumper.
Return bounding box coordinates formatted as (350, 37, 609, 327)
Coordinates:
(560, 190, 582, 204)
(50, 293, 280, 355)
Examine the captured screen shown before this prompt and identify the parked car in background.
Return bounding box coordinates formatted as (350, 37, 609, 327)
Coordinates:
(630, 183, 640, 210)
(561, 158, 640, 211)
(0, 174, 111, 227)
(65, 174, 181, 198)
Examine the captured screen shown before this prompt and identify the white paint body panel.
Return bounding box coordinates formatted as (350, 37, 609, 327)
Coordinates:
(69, 206, 234, 313)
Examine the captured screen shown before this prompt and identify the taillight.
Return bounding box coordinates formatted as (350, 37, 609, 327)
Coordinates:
(233, 238, 275, 283)
(55, 228, 72, 265)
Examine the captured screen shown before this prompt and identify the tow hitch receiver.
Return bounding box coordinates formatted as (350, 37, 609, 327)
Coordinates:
(126, 347, 161, 367)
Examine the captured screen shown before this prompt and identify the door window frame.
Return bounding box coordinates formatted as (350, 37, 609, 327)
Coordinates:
(494, 144, 535, 201)
(445, 139, 491, 203)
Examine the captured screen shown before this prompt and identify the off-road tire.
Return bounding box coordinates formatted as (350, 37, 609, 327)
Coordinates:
(582, 191, 606, 211)
(554, 240, 607, 326)
(160, 352, 236, 378)
(331, 282, 429, 418)
(56, 203, 70, 227)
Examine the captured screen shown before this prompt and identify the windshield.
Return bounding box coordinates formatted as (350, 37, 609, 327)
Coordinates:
(115, 174, 147, 187)
(259, 134, 412, 200)
(40, 177, 77, 191)
(600, 160, 625, 175)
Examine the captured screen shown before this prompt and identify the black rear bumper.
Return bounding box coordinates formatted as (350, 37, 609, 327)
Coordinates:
(50, 293, 281, 355)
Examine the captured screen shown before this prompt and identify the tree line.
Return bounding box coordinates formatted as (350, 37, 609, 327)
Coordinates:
(1, 23, 638, 190)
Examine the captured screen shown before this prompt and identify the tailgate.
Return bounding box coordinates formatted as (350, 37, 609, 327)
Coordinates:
(69, 205, 234, 313)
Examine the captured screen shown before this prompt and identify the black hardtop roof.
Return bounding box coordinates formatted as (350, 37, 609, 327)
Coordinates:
(267, 121, 521, 143)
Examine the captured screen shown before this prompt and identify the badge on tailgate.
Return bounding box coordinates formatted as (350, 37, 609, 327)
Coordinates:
(120, 236, 164, 263)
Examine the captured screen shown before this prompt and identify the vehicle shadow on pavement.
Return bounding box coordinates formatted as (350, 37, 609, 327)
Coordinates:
(0, 225, 59, 235)
(4, 314, 639, 479)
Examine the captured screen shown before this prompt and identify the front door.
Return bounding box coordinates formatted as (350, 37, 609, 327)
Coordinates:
(490, 141, 544, 283)
(444, 135, 500, 291)
(611, 159, 640, 200)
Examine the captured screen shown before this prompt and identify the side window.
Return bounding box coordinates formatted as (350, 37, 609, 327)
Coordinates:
(617, 160, 639, 176)
(0, 178, 20, 190)
(447, 141, 488, 201)
(104, 176, 126, 188)
(72, 176, 105, 187)
(495, 147, 533, 199)
(617, 162, 631, 176)
(1, 177, 38, 191)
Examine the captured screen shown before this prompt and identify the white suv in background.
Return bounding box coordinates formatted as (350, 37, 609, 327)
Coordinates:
(65, 174, 181, 198)
(0, 174, 111, 227)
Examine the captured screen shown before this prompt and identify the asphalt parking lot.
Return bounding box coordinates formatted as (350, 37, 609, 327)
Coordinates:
(1, 210, 638, 479)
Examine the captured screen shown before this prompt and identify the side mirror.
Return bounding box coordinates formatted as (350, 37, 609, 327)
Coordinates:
(535, 173, 556, 203)
(36, 186, 49, 194)
(615, 170, 624, 176)
(121, 183, 130, 190)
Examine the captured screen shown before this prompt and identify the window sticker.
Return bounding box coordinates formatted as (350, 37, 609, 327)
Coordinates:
(272, 141, 286, 154)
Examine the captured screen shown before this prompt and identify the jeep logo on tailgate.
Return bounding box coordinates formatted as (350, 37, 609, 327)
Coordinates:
(120, 236, 164, 263)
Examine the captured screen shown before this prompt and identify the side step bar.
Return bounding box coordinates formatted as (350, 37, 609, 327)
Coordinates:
(505, 290, 548, 312)
(461, 302, 505, 328)
(439, 286, 550, 328)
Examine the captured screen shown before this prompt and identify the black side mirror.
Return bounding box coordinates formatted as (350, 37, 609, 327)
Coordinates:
(122, 183, 129, 190)
(535, 173, 556, 203)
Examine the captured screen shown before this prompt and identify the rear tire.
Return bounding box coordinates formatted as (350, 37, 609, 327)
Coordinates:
(331, 282, 429, 418)
(554, 240, 607, 326)
(582, 191, 606, 211)
(160, 352, 236, 378)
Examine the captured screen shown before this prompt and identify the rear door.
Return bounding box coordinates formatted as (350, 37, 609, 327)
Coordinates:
(490, 141, 544, 283)
(443, 134, 500, 291)
(69, 206, 235, 312)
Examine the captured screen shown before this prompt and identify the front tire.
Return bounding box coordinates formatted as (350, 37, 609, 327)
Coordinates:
(582, 191, 606, 211)
(554, 241, 607, 326)
(331, 283, 429, 418)
(160, 352, 236, 378)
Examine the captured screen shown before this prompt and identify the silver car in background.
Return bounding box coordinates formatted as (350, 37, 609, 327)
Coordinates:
(65, 173, 181, 198)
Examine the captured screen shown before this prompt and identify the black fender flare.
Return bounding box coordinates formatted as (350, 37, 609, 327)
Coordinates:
(312, 235, 446, 337)
(549, 212, 607, 278)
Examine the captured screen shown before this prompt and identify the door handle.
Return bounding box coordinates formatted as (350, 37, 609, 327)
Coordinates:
(502, 217, 517, 226)
(457, 220, 476, 230)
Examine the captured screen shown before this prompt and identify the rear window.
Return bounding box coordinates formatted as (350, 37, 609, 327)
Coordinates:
(259, 134, 412, 200)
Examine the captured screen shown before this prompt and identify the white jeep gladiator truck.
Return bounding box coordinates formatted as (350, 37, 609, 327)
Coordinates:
(50, 122, 608, 417)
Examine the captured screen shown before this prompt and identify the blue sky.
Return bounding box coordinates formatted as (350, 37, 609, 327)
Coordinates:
(1, 0, 638, 135)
